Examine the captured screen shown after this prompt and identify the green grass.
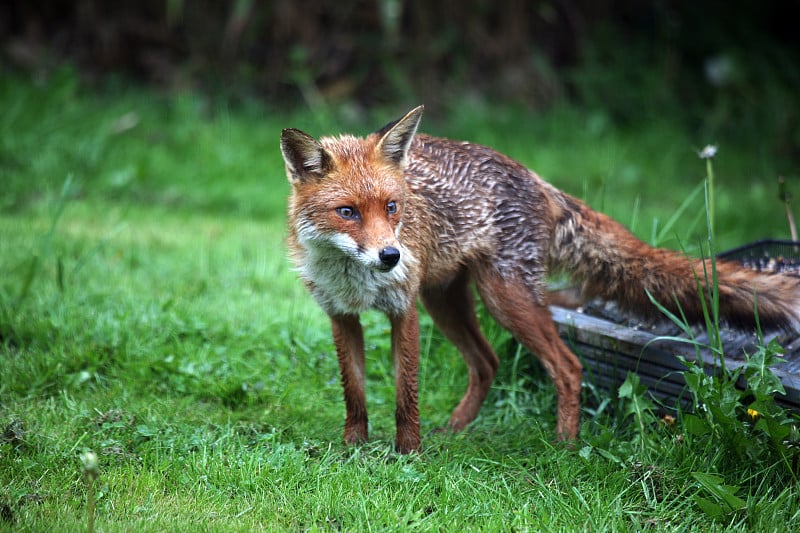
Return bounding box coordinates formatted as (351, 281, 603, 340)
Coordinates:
(2, 69, 799, 531)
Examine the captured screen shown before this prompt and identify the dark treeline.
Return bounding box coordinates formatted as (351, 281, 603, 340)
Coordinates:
(2, 1, 798, 122)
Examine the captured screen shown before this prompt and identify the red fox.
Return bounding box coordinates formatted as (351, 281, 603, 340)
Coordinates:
(280, 106, 800, 453)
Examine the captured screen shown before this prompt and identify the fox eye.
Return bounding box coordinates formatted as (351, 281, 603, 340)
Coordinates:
(336, 206, 360, 220)
(386, 201, 398, 215)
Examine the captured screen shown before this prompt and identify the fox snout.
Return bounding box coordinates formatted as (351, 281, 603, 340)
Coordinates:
(378, 246, 401, 270)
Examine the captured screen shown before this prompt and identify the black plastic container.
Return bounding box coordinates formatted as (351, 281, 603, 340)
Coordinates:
(718, 239, 800, 275)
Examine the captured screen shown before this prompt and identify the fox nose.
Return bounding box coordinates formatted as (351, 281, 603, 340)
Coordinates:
(378, 246, 401, 269)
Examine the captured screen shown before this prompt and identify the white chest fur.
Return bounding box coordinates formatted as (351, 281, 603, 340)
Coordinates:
(297, 240, 416, 317)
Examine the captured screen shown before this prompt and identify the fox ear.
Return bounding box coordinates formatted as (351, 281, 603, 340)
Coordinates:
(375, 105, 424, 167)
(280, 128, 333, 183)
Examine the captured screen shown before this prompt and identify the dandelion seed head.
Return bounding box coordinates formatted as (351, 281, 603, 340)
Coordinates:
(699, 145, 718, 159)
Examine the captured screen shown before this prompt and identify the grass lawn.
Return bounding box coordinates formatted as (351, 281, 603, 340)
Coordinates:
(2, 69, 799, 531)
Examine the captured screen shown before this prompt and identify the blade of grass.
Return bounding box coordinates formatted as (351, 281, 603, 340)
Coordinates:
(15, 174, 74, 307)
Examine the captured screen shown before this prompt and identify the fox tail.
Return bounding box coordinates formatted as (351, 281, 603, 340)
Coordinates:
(548, 194, 800, 330)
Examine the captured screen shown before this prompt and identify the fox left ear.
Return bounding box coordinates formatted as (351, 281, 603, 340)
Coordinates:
(375, 105, 424, 167)
(280, 128, 333, 183)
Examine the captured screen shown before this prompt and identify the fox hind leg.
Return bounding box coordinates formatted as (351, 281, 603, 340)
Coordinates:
(475, 272, 583, 440)
(421, 270, 499, 433)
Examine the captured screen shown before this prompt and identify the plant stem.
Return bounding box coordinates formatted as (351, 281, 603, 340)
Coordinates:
(779, 176, 798, 240)
(706, 158, 715, 241)
(87, 476, 95, 533)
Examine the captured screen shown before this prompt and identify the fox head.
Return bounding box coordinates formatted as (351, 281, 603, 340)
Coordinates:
(281, 106, 424, 276)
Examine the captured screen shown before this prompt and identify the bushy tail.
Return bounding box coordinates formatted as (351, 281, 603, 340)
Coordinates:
(548, 194, 800, 330)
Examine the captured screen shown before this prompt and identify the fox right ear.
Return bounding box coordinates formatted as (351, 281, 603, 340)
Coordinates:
(280, 128, 333, 183)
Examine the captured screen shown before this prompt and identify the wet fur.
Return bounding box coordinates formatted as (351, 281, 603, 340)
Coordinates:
(282, 106, 800, 452)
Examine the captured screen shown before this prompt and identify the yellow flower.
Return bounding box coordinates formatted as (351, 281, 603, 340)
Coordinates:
(747, 408, 761, 420)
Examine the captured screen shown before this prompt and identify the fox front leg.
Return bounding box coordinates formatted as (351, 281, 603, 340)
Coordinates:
(390, 307, 421, 453)
(330, 314, 368, 445)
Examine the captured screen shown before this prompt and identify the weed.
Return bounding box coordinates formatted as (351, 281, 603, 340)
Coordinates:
(638, 149, 800, 524)
(617, 372, 658, 450)
(81, 451, 99, 533)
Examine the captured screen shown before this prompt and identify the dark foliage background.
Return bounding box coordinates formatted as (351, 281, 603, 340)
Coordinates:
(2, 1, 799, 160)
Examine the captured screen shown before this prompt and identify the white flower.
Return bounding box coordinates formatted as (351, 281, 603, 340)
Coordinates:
(81, 451, 99, 480)
(699, 145, 718, 159)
